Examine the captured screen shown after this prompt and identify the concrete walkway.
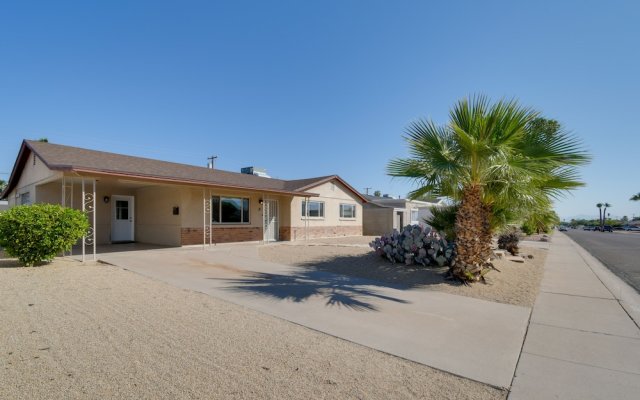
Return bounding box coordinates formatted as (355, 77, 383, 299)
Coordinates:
(509, 233, 640, 399)
(98, 244, 530, 388)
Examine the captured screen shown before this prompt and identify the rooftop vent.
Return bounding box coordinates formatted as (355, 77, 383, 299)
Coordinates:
(241, 166, 271, 178)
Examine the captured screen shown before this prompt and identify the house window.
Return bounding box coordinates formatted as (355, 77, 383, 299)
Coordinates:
(339, 204, 356, 219)
(410, 209, 419, 223)
(212, 196, 250, 224)
(302, 200, 324, 218)
(20, 192, 31, 205)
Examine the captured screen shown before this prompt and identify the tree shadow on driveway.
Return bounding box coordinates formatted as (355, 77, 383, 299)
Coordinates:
(210, 269, 410, 312)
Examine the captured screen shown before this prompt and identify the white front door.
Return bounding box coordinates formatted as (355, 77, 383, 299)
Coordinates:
(263, 199, 279, 242)
(112, 195, 135, 242)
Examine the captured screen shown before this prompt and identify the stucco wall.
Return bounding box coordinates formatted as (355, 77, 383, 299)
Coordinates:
(136, 185, 182, 246)
(179, 187, 293, 244)
(7, 153, 61, 206)
(289, 180, 363, 239)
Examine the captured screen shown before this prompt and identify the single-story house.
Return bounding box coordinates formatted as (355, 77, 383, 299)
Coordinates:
(362, 194, 443, 236)
(1, 140, 366, 253)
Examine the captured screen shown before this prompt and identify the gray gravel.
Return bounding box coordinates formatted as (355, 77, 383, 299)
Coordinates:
(0, 259, 505, 400)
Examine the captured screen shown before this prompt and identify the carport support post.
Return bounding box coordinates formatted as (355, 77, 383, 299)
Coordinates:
(81, 178, 96, 263)
(203, 188, 212, 249)
(61, 177, 74, 257)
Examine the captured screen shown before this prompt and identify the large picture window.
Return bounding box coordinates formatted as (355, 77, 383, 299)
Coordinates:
(212, 196, 250, 224)
(340, 204, 356, 219)
(302, 200, 324, 218)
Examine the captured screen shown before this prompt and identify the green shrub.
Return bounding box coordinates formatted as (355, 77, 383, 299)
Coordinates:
(520, 221, 535, 236)
(425, 204, 458, 240)
(0, 204, 89, 266)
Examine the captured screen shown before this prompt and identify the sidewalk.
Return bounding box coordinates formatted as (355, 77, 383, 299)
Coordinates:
(509, 233, 640, 399)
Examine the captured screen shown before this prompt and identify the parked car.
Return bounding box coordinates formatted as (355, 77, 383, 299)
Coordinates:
(559, 226, 568, 231)
(583, 226, 594, 231)
(624, 225, 640, 231)
(603, 225, 613, 232)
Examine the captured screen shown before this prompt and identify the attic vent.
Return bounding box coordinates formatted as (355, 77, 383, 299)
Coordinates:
(241, 167, 271, 178)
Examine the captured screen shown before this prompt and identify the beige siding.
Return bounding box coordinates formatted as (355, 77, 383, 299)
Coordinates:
(291, 181, 362, 229)
(7, 153, 61, 206)
(180, 187, 263, 229)
(136, 185, 182, 246)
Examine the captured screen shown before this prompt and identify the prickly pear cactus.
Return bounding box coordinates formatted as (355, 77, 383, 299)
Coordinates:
(370, 225, 455, 267)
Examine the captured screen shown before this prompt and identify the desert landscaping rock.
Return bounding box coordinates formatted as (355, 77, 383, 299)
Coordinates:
(260, 239, 547, 307)
(0, 258, 505, 400)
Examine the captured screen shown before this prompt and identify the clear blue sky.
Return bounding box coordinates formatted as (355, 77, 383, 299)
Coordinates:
(1, 0, 638, 221)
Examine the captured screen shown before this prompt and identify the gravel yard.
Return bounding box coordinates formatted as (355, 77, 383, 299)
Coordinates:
(0, 258, 505, 400)
(259, 237, 547, 307)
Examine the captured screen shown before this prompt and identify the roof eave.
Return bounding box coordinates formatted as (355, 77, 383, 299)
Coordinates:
(68, 167, 319, 197)
(295, 175, 368, 203)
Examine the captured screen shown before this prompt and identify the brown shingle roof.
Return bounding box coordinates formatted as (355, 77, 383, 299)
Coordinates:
(2, 140, 366, 203)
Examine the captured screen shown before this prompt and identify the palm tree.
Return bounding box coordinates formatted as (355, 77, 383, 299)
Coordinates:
(631, 193, 640, 201)
(596, 203, 603, 227)
(388, 95, 590, 282)
(602, 202, 611, 228)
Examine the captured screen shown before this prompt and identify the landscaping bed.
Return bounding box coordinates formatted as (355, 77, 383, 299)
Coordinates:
(259, 237, 547, 308)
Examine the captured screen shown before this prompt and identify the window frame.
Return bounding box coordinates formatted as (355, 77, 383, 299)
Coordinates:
(20, 192, 31, 205)
(302, 200, 325, 219)
(211, 196, 250, 224)
(339, 203, 356, 219)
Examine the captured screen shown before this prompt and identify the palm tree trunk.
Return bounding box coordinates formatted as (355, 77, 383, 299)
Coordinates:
(598, 208, 602, 229)
(451, 184, 492, 281)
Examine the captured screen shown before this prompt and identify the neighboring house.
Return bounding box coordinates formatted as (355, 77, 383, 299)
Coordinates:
(362, 194, 443, 236)
(1, 140, 366, 250)
(0, 200, 8, 212)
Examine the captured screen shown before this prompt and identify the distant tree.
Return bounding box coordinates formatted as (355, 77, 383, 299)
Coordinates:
(631, 193, 640, 201)
(622, 216, 629, 223)
(527, 117, 562, 142)
(602, 203, 611, 229)
(373, 190, 381, 197)
(0, 179, 6, 193)
(38, 137, 48, 142)
(596, 203, 603, 227)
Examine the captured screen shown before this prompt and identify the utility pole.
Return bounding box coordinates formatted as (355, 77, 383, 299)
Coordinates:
(207, 155, 218, 170)
(363, 187, 372, 195)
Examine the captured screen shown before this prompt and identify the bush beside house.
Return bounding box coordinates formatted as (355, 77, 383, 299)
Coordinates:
(0, 204, 89, 266)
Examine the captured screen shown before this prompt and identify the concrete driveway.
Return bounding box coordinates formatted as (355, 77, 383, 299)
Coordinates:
(98, 243, 531, 388)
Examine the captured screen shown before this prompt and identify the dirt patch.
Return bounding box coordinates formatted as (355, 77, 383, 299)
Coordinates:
(259, 242, 546, 308)
(0, 258, 505, 400)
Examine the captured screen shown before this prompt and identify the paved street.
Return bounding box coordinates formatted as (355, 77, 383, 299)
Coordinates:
(564, 229, 640, 293)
